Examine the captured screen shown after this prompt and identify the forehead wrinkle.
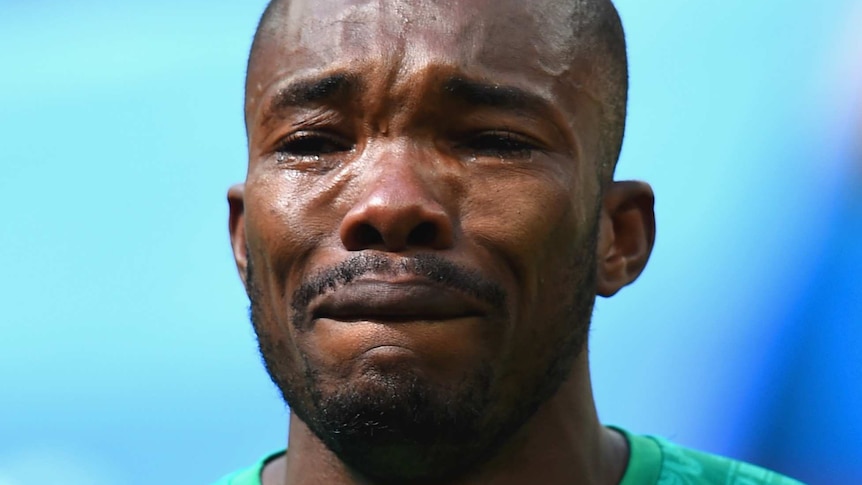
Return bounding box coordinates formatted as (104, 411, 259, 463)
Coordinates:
(256, 0, 594, 100)
(296, 0, 406, 62)
(280, 1, 413, 115)
(388, 0, 596, 108)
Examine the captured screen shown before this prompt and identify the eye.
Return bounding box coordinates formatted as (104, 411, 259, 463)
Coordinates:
(274, 131, 352, 158)
(272, 131, 354, 172)
(458, 131, 538, 159)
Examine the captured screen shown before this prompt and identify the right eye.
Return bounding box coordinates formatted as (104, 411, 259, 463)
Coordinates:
(274, 131, 352, 158)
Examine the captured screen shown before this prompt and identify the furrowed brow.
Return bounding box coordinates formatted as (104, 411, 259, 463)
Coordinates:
(443, 77, 552, 116)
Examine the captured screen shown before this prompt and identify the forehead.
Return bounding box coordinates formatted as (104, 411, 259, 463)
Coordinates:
(247, 0, 592, 111)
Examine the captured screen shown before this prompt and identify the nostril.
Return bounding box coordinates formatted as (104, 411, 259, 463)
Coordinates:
(340, 199, 455, 251)
(355, 223, 384, 247)
(407, 221, 438, 247)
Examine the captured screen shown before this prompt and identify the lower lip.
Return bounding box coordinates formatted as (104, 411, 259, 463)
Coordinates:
(352, 345, 428, 375)
(311, 317, 482, 350)
(362, 344, 416, 359)
(314, 315, 476, 324)
(305, 318, 489, 379)
(313, 316, 480, 331)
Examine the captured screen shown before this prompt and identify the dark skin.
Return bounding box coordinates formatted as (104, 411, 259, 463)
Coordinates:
(229, 0, 656, 483)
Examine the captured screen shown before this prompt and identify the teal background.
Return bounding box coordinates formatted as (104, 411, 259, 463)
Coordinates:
(1, 1, 860, 484)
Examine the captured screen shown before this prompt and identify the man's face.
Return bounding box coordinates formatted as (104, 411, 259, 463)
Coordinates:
(234, 0, 609, 480)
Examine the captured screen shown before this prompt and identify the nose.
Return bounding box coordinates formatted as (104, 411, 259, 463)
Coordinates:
(339, 157, 455, 252)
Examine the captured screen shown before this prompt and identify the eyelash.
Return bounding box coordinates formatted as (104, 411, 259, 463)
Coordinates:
(274, 131, 352, 160)
(271, 129, 539, 169)
(458, 131, 539, 159)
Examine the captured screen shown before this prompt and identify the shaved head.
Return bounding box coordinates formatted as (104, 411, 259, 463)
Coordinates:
(246, 0, 628, 183)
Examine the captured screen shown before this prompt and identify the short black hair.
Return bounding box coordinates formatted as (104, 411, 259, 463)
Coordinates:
(573, 0, 628, 183)
(246, 0, 628, 183)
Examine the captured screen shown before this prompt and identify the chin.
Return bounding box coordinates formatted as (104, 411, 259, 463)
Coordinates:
(292, 350, 499, 481)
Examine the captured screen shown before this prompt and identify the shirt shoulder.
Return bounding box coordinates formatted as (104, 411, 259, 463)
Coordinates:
(210, 451, 284, 485)
(651, 436, 805, 485)
(614, 427, 806, 485)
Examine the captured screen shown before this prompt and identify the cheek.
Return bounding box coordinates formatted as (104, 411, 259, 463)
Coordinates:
(245, 171, 347, 294)
(460, 164, 597, 380)
(243, 173, 344, 366)
(246, 252, 309, 391)
(462, 167, 581, 303)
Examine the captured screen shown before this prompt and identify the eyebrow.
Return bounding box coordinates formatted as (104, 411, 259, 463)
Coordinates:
(257, 73, 556, 126)
(263, 72, 355, 118)
(442, 77, 552, 115)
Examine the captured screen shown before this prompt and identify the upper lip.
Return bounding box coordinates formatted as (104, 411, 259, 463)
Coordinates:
(310, 278, 489, 323)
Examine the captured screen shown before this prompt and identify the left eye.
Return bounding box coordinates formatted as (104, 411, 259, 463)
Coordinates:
(459, 132, 537, 158)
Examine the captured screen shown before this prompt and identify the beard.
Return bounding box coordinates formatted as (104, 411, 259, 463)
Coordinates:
(247, 243, 597, 483)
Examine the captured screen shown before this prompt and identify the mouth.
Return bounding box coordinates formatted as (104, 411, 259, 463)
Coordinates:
(309, 279, 489, 324)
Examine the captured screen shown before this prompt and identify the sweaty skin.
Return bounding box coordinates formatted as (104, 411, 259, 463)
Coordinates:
(229, 0, 656, 484)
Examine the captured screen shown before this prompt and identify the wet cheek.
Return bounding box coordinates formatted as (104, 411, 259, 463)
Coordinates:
(246, 173, 344, 287)
(244, 175, 342, 359)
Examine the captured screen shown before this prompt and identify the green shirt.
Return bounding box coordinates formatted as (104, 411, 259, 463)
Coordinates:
(212, 428, 805, 485)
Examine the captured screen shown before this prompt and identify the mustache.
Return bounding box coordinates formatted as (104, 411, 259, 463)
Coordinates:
(290, 253, 508, 327)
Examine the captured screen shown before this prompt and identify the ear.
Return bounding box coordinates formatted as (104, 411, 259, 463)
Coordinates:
(228, 183, 249, 290)
(595, 181, 656, 297)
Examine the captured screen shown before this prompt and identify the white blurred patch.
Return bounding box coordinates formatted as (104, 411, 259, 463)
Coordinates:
(818, 1, 862, 137)
(0, 446, 124, 485)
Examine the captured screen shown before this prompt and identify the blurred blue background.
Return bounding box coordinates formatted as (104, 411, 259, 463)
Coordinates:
(1, 1, 859, 484)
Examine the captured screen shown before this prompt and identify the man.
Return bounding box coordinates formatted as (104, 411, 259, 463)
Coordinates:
(218, 0, 804, 483)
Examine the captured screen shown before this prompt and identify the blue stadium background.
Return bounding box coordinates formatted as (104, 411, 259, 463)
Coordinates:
(1, 1, 859, 483)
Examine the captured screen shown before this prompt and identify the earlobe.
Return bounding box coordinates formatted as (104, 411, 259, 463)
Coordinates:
(228, 183, 249, 289)
(595, 181, 656, 297)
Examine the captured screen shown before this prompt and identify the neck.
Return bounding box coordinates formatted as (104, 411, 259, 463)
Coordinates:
(264, 353, 629, 485)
